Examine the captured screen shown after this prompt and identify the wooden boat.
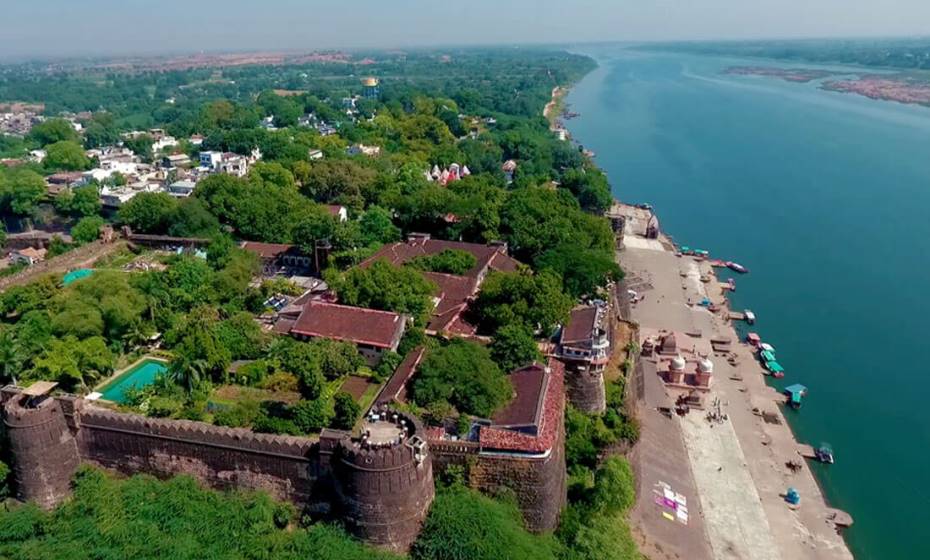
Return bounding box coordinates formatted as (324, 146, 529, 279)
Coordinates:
(726, 261, 749, 274)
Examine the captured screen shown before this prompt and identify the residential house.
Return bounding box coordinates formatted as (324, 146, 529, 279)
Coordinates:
(360, 234, 522, 336)
(275, 301, 406, 366)
(167, 180, 197, 198)
(9, 247, 47, 266)
(347, 144, 381, 157)
(308, 148, 324, 160)
(162, 153, 192, 168)
(326, 204, 348, 222)
(240, 242, 313, 276)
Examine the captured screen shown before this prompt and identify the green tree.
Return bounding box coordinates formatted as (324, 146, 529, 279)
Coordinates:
(472, 269, 573, 335)
(44, 140, 91, 171)
(327, 260, 436, 325)
(117, 192, 178, 234)
(408, 249, 477, 275)
(70, 184, 103, 217)
(273, 339, 325, 400)
(489, 324, 542, 372)
(28, 118, 79, 146)
(216, 312, 268, 360)
(290, 397, 335, 433)
(0, 327, 25, 384)
(311, 339, 364, 380)
(123, 133, 155, 161)
(412, 486, 559, 560)
(411, 339, 511, 418)
(359, 205, 401, 245)
(331, 391, 361, 430)
(2, 168, 46, 216)
(168, 197, 221, 238)
(71, 215, 105, 244)
(537, 243, 622, 299)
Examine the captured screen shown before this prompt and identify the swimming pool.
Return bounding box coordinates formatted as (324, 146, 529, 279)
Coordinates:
(63, 268, 94, 286)
(97, 359, 168, 403)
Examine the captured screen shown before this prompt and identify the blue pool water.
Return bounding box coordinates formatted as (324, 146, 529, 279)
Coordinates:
(98, 359, 167, 403)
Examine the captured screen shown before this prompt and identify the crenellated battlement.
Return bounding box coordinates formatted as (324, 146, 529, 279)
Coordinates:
(79, 406, 317, 459)
(0, 388, 563, 552)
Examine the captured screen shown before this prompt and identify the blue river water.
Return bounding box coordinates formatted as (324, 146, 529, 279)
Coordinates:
(564, 45, 930, 560)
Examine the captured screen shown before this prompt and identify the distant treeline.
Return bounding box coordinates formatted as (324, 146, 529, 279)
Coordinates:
(638, 38, 930, 71)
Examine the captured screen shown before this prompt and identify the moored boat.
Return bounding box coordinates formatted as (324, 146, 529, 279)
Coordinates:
(726, 261, 749, 274)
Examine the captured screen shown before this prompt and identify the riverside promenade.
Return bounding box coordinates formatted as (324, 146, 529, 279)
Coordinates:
(616, 203, 853, 560)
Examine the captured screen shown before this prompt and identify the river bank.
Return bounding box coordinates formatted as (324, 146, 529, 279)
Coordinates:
(612, 202, 853, 560)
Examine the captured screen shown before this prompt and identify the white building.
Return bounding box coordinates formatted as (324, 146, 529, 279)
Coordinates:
(167, 180, 197, 198)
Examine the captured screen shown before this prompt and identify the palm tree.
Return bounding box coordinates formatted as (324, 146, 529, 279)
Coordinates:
(168, 356, 209, 394)
(0, 329, 24, 386)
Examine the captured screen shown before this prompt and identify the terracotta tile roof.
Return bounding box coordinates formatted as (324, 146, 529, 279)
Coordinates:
(478, 358, 565, 453)
(376, 346, 426, 406)
(241, 241, 299, 260)
(561, 306, 599, 345)
(491, 363, 548, 430)
(291, 301, 404, 349)
(422, 272, 479, 335)
(360, 237, 520, 279)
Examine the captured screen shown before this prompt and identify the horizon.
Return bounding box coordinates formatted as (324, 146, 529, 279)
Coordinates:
(2, 0, 930, 61)
(3, 34, 929, 66)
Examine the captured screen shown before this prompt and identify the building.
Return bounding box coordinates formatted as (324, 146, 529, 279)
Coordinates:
(308, 148, 324, 160)
(422, 358, 567, 532)
(557, 306, 610, 413)
(362, 234, 520, 283)
(199, 151, 223, 170)
(360, 234, 521, 337)
(240, 242, 312, 276)
(326, 204, 348, 222)
(361, 77, 380, 99)
(162, 153, 191, 168)
(277, 301, 406, 366)
(1, 385, 433, 553)
(347, 144, 381, 157)
(558, 306, 610, 374)
(9, 247, 47, 266)
(167, 180, 197, 198)
(218, 153, 249, 177)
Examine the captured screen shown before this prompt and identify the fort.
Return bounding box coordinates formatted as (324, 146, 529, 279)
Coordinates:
(0, 361, 574, 552)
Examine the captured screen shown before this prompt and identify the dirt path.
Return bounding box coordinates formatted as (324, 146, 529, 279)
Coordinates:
(0, 240, 128, 293)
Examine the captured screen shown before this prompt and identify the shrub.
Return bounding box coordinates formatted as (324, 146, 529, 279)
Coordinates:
(411, 486, 559, 560)
(212, 400, 261, 428)
(258, 371, 299, 393)
(331, 392, 361, 430)
(147, 396, 183, 418)
(291, 398, 335, 433)
(411, 339, 511, 418)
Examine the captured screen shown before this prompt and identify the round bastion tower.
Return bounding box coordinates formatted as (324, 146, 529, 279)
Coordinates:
(2, 385, 81, 509)
(331, 407, 434, 553)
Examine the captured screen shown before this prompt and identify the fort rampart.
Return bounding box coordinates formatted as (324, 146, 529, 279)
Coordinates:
(1, 387, 565, 550)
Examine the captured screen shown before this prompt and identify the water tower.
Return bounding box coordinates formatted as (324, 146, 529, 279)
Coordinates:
(361, 77, 380, 99)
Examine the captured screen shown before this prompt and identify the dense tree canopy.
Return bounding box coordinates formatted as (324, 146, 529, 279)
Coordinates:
(327, 260, 436, 325)
(471, 269, 573, 335)
(0, 467, 399, 560)
(411, 339, 511, 418)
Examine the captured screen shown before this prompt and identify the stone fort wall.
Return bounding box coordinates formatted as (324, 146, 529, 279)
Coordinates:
(2, 388, 566, 548)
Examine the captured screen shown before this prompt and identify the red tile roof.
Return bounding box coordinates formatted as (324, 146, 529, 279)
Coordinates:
(376, 346, 426, 406)
(422, 272, 479, 335)
(290, 301, 404, 349)
(478, 358, 565, 453)
(241, 241, 298, 260)
(491, 363, 548, 429)
(561, 306, 600, 345)
(360, 237, 520, 279)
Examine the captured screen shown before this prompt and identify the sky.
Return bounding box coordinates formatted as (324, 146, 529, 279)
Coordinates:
(2, 0, 929, 59)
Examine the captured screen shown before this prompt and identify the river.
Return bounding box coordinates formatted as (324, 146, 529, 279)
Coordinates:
(564, 45, 930, 560)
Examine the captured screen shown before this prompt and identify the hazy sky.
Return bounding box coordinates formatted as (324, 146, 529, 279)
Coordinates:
(2, 0, 929, 59)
